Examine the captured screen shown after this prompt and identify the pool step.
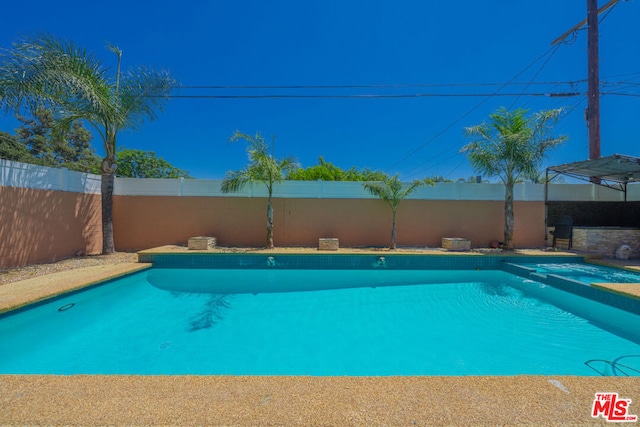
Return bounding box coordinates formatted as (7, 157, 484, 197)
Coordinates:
(501, 262, 640, 316)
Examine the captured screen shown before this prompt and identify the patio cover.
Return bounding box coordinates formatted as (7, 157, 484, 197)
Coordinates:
(546, 154, 640, 194)
(544, 154, 640, 240)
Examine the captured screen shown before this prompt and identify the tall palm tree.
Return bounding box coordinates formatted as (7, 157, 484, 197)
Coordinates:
(462, 107, 566, 250)
(0, 34, 175, 254)
(363, 175, 432, 250)
(221, 131, 298, 249)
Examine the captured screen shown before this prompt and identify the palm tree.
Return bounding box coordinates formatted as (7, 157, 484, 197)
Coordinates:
(363, 175, 432, 250)
(0, 34, 175, 254)
(221, 131, 298, 249)
(461, 107, 566, 250)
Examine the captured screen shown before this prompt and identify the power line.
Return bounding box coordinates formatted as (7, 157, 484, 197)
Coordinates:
(436, 95, 588, 181)
(601, 71, 640, 79)
(162, 92, 583, 99)
(551, 0, 620, 45)
(176, 80, 586, 90)
(602, 92, 640, 97)
(383, 44, 571, 174)
(509, 44, 562, 109)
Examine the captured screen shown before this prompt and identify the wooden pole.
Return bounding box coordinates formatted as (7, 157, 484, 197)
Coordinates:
(587, 0, 601, 160)
(551, 0, 618, 46)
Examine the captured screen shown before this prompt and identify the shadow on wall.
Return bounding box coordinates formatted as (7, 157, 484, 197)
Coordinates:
(0, 187, 102, 268)
(112, 196, 546, 250)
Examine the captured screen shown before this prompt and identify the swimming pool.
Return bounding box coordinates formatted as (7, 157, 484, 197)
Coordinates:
(518, 262, 640, 284)
(1, 264, 640, 376)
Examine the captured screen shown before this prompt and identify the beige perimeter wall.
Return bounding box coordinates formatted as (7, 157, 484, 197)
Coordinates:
(113, 196, 546, 250)
(0, 186, 102, 268)
(0, 188, 546, 268)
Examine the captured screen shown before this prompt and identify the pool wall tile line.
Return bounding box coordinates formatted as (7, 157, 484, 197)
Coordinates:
(545, 274, 640, 316)
(143, 253, 583, 270)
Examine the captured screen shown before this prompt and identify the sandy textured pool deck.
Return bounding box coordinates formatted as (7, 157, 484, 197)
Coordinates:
(2, 247, 640, 425)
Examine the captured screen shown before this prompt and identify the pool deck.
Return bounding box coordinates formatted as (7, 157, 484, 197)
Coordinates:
(2, 247, 640, 425)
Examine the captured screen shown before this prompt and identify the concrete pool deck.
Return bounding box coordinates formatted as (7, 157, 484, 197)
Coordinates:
(2, 247, 640, 425)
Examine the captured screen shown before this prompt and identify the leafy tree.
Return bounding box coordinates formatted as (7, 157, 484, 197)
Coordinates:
(287, 156, 387, 181)
(116, 148, 191, 178)
(221, 131, 298, 249)
(428, 175, 455, 183)
(525, 170, 565, 184)
(461, 107, 566, 250)
(0, 34, 176, 254)
(363, 175, 433, 250)
(0, 131, 32, 163)
(15, 108, 100, 172)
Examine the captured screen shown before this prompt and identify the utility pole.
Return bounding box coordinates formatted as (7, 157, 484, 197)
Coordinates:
(552, 0, 620, 161)
(587, 0, 601, 160)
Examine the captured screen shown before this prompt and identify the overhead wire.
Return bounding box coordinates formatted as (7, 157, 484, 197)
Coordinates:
(163, 92, 581, 99)
(176, 80, 584, 90)
(416, 1, 624, 180)
(395, 45, 568, 179)
(508, 44, 562, 109)
(382, 44, 571, 175)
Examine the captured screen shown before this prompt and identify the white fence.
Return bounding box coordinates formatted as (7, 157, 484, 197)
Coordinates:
(113, 177, 544, 200)
(106, 177, 640, 202)
(0, 159, 101, 194)
(1, 159, 639, 202)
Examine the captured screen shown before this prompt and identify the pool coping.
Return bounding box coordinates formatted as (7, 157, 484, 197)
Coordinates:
(2, 248, 640, 425)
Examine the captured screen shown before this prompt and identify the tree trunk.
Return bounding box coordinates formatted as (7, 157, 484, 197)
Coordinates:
(503, 182, 515, 250)
(101, 172, 116, 254)
(266, 197, 274, 249)
(390, 209, 397, 250)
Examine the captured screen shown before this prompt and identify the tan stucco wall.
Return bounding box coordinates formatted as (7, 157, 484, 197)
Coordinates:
(0, 187, 546, 269)
(113, 195, 546, 250)
(0, 186, 102, 268)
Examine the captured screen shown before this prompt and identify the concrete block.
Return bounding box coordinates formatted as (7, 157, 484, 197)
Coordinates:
(442, 237, 471, 251)
(188, 236, 217, 250)
(319, 238, 339, 251)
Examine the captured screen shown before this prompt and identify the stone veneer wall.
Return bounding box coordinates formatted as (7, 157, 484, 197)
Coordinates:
(572, 227, 640, 258)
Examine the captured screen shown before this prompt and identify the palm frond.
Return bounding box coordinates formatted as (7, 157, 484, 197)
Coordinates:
(117, 66, 176, 130)
(363, 181, 391, 201)
(225, 131, 299, 189)
(461, 107, 567, 184)
(220, 168, 251, 193)
(363, 174, 426, 211)
(0, 33, 176, 157)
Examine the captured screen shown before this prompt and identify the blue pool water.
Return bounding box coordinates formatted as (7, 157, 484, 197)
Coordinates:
(520, 262, 640, 284)
(1, 268, 640, 376)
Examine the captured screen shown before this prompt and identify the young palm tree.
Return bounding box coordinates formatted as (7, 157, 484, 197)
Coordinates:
(363, 175, 432, 250)
(221, 131, 298, 249)
(462, 107, 566, 250)
(0, 34, 175, 254)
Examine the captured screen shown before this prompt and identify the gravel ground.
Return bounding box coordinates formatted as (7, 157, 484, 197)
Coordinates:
(0, 252, 138, 286)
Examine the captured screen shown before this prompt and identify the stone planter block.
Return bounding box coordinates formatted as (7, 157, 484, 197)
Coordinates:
(319, 238, 339, 251)
(188, 236, 217, 250)
(442, 237, 471, 251)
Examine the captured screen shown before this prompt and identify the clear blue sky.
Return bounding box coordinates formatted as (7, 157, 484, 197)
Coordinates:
(1, 0, 639, 180)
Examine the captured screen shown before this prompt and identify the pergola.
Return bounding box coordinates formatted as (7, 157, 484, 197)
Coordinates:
(544, 154, 640, 238)
(546, 154, 640, 199)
